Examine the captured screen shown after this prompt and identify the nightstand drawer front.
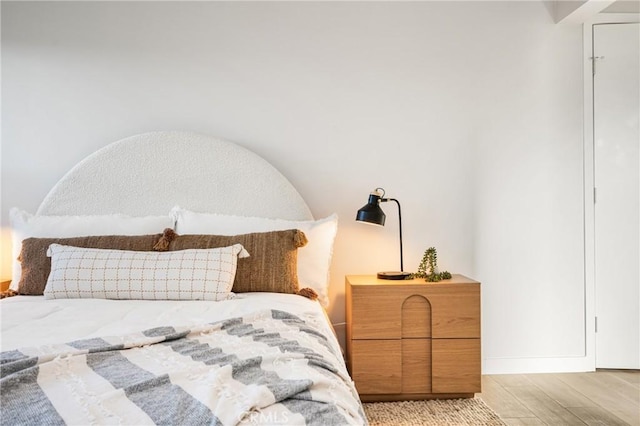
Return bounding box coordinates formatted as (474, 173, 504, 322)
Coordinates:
(351, 340, 401, 394)
(349, 283, 479, 340)
(432, 339, 481, 393)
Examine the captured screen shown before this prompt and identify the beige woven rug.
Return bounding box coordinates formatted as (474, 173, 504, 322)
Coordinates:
(363, 398, 506, 425)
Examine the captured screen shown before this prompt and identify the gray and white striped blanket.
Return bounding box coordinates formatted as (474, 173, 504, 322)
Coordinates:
(0, 309, 366, 425)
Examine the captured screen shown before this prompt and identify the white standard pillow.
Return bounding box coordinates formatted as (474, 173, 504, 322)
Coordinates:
(9, 208, 175, 291)
(44, 243, 249, 301)
(171, 207, 338, 307)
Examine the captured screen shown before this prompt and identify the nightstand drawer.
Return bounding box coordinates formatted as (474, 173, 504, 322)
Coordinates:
(349, 280, 480, 340)
(350, 340, 401, 394)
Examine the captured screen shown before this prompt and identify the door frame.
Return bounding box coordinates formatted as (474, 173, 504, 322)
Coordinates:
(583, 13, 640, 371)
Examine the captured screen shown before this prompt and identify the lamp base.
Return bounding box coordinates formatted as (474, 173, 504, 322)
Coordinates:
(377, 271, 412, 280)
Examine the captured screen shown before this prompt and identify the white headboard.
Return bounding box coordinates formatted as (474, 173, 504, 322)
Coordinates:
(37, 131, 314, 221)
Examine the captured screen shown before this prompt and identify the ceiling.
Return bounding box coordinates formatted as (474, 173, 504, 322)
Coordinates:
(603, 0, 640, 13)
(552, 0, 639, 23)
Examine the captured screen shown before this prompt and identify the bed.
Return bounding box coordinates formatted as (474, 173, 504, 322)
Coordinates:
(0, 132, 366, 425)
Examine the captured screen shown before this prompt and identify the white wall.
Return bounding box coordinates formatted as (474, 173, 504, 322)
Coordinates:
(1, 1, 586, 373)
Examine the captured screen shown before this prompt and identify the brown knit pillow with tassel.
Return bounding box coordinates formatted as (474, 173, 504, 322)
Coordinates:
(167, 229, 307, 294)
(17, 232, 167, 295)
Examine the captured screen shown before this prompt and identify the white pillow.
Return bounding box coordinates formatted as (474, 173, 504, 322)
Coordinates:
(171, 207, 338, 306)
(44, 243, 249, 301)
(9, 208, 175, 291)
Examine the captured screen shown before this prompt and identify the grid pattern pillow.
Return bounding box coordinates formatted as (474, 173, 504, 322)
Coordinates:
(44, 243, 249, 301)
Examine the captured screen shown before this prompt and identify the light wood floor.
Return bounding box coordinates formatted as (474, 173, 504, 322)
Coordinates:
(477, 370, 640, 425)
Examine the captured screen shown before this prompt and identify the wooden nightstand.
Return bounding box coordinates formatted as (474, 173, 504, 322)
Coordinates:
(0, 280, 11, 292)
(345, 274, 481, 402)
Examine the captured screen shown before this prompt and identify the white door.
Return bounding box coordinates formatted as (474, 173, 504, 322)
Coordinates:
(594, 22, 640, 369)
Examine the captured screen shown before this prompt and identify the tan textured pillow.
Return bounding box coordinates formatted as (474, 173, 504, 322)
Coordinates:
(17, 234, 163, 295)
(167, 229, 308, 294)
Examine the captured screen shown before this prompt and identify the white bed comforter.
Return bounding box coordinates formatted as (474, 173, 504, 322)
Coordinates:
(0, 294, 366, 425)
(1, 293, 332, 351)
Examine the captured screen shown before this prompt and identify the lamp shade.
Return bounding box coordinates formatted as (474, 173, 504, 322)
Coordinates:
(355, 187, 411, 280)
(356, 193, 386, 226)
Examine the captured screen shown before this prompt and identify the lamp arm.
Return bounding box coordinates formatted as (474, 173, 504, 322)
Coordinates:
(381, 198, 404, 272)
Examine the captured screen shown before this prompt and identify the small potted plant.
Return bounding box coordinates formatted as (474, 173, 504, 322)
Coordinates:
(411, 247, 452, 282)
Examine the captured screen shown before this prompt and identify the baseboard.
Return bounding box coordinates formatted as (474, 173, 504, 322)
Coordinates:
(483, 356, 595, 375)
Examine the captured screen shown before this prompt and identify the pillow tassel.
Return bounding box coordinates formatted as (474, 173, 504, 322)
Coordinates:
(0, 289, 18, 299)
(297, 287, 318, 301)
(154, 228, 178, 251)
(294, 230, 308, 248)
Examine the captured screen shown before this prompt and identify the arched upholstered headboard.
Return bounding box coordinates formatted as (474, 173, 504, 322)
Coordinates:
(37, 131, 313, 220)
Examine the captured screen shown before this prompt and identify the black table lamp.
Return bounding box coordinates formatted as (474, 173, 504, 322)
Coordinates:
(356, 188, 411, 280)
